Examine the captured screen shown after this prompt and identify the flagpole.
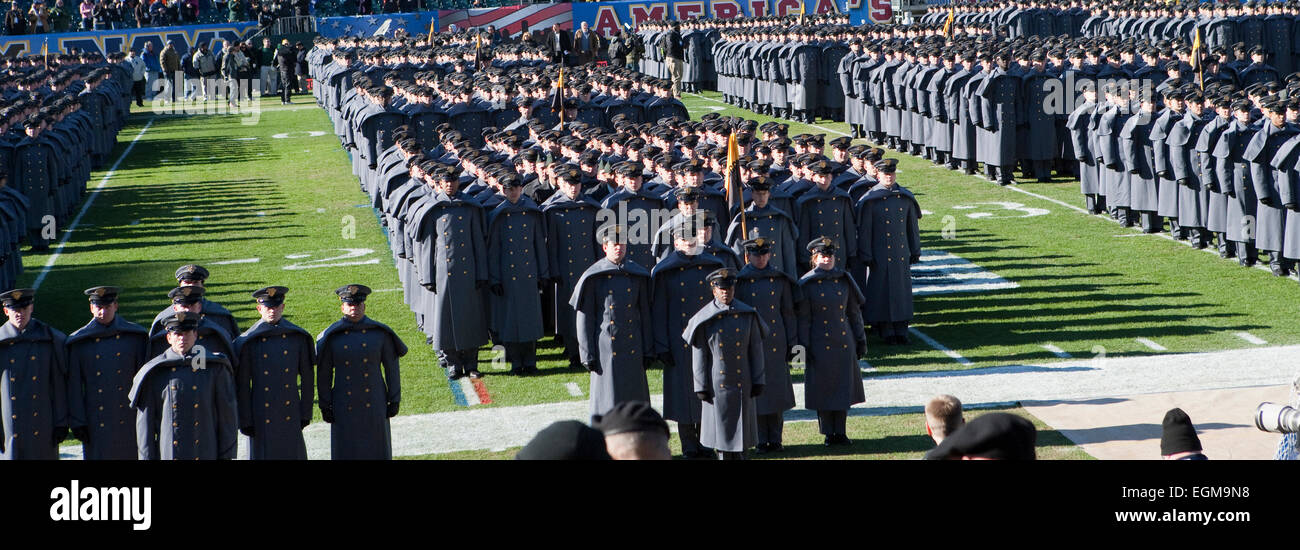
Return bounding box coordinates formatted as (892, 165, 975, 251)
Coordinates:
(558, 66, 565, 125)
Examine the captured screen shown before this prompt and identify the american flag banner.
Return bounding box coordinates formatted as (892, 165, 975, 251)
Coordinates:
(318, 11, 439, 39)
(438, 3, 572, 37)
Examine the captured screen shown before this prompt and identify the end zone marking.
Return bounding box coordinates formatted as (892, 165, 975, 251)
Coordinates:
(32, 118, 155, 290)
(1041, 344, 1072, 358)
(908, 327, 973, 366)
(1235, 332, 1268, 345)
(565, 382, 583, 397)
(1134, 338, 1167, 351)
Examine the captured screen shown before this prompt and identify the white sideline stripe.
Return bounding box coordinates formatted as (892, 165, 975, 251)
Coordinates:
(32, 119, 154, 290)
(565, 382, 583, 397)
(1135, 338, 1167, 351)
(1236, 332, 1268, 345)
(908, 327, 973, 366)
(1042, 344, 1072, 358)
(372, 288, 403, 293)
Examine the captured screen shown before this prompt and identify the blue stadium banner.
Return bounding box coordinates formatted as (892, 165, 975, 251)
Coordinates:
(573, 0, 848, 37)
(318, 11, 438, 39)
(849, 0, 893, 24)
(0, 21, 260, 58)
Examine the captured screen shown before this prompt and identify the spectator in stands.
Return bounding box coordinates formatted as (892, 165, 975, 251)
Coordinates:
(227, 0, 242, 22)
(924, 394, 965, 446)
(380, 0, 397, 14)
(181, 0, 198, 23)
(92, 0, 110, 30)
(123, 0, 139, 28)
(49, 0, 72, 32)
(356, 0, 371, 16)
(148, 0, 166, 26)
(132, 0, 146, 27)
(27, 0, 51, 34)
(164, 0, 179, 24)
(79, 0, 94, 29)
(7, 4, 30, 35)
(107, 0, 124, 29)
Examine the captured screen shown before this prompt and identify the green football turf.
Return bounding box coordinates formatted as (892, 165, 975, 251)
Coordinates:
(396, 406, 1093, 460)
(31, 92, 1296, 458)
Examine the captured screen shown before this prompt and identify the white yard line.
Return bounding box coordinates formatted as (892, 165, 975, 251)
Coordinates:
(565, 382, 583, 397)
(32, 119, 154, 290)
(1235, 332, 1268, 345)
(908, 327, 974, 366)
(1135, 338, 1168, 352)
(1042, 344, 1073, 358)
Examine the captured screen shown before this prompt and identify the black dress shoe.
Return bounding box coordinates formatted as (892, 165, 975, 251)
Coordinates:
(447, 367, 464, 381)
(754, 443, 770, 454)
(467, 370, 484, 379)
(768, 443, 785, 453)
(834, 434, 852, 446)
(524, 365, 540, 374)
(824, 436, 834, 447)
(510, 366, 527, 376)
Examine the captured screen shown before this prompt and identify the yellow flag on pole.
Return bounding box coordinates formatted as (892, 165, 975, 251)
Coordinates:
(943, 6, 955, 39)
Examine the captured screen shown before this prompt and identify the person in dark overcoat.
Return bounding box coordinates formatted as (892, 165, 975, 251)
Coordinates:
(487, 175, 550, 375)
(541, 167, 602, 370)
(650, 220, 726, 459)
(795, 160, 856, 274)
(316, 285, 406, 460)
(797, 238, 867, 446)
(684, 268, 766, 460)
(233, 286, 315, 460)
(735, 237, 797, 454)
(129, 311, 237, 460)
(148, 264, 239, 340)
(569, 225, 653, 422)
(854, 159, 922, 345)
(415, 165, 490, 380)
(1248, 98, 1299, 276)
(66, 286, 148, 460)
(0, 289, 67, 460)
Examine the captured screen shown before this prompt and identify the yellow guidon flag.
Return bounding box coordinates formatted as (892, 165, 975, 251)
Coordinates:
(724, 131, 746, 236)
(943, 6, 955, 39)
(1192, 27, 1203, 90)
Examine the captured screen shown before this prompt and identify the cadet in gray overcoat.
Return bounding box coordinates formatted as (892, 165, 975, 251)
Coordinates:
(66, 286, 148, 460)
(684, 268, 766, 460)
